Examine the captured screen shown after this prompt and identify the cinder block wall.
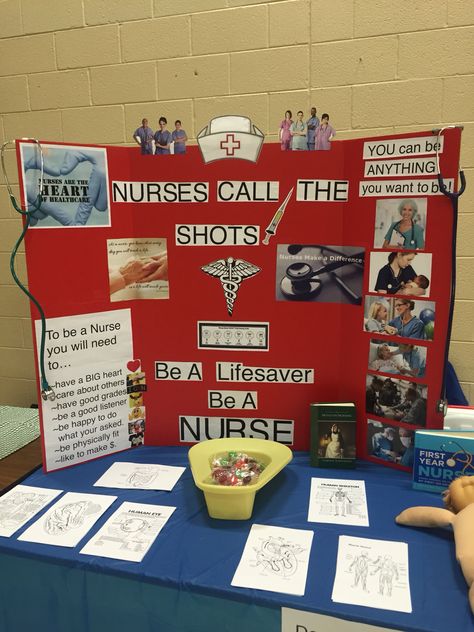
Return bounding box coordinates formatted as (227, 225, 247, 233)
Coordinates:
(0, 0, 473, 406)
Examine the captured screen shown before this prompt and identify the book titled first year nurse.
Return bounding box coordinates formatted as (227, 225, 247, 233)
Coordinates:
(310, 402, 356, 468)
(412, 428, 474, 493)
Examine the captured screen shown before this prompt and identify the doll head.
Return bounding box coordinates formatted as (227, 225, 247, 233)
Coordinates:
(442, 476, 474, 513)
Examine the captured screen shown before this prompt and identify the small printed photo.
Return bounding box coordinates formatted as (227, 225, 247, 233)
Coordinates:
(276, 244, 365, 304)
(317, 421, 356, 460)
(128, 392, 144, 408)
(369, 251, 432, 298)
(19, 142, 110, 228)
(128, 418, 145, 448)
(373, 198, 427, 250)
(364, 296, 435, 341)
(368, 339, 427, 378)
(367, 419, 415, 468)
(126, 371, 147, 393)
(366, 374, 427, 426)
(128, 419, 145, 434)
(108, 238, 169, 302)
(128, 406, 145, 423)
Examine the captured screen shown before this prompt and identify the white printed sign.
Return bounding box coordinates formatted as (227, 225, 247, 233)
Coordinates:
(363, 136, 443, 160)
(207, 390, 258, 410)
(281, 607, 402, 632)
(179, 415, 294, 444)
(176, 224, 259, 246)
(36, 309, 133, 471)
(359, 178, 454, 197)
(364, 156, 437, 178)
(216, 181, 279, 202)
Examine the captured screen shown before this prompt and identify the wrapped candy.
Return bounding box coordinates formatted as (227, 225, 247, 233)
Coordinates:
(210, 451, 265, 486)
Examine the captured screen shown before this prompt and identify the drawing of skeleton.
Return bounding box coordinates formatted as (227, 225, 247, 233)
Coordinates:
(45, 501, 101, 535)
(127, 467, 159, 488)
(371, 555, 399, 596)
(201, 257, 260, 315)
(0, 492, 48, 529)
(254, 536, 303, 577)
(330, 487, 352, 516)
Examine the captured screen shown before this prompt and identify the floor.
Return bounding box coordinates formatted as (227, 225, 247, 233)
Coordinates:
(0, 438, 42, 492)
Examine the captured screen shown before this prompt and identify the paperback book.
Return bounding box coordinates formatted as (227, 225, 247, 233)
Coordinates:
(412, 429, 474, 493)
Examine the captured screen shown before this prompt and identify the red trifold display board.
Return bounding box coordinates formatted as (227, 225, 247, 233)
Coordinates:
(17, 125, 462, 472)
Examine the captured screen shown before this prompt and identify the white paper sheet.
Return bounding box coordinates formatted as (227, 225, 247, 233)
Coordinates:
(0, 485, 63, 537)
(308, 478, 369, 527)
(282, 607, 404, 631)
(18, 491, 116, 547)
(332, 536, 412, 613)
(93, 462, 186, 491)
(36, 309, 134, 472)
(231, 524, 314, 596)
(80, 501, 175, 562)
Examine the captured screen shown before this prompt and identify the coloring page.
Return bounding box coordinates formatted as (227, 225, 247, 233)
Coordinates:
(332, 536, 412, 613)
(0, 485, 63, 537)
(93, 461, 185, 491)
(231, 524, 314, 596)
(308, 478, 369, 526)
(18, 491, 116, 547)
(80, 501, 175, 562)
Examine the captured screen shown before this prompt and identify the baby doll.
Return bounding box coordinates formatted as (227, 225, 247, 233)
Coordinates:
(395, 476, 474, 613)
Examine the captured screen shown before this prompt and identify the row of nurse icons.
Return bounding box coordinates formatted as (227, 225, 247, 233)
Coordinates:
(202, 328, 266, 346)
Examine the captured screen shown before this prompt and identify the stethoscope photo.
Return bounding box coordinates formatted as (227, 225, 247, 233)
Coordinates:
(280, 245, 365, 303)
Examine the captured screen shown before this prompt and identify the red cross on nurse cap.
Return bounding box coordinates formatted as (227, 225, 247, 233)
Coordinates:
(197, 115, 264, 164)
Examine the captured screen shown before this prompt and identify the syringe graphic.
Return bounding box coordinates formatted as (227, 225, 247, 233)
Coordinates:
(262, 186, 294, 245)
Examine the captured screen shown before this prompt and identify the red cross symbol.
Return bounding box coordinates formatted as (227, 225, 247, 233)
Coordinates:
(220, 133, 241, 156)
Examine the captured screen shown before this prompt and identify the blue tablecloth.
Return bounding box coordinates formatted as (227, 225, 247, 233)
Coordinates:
(0, 446, 472, 632)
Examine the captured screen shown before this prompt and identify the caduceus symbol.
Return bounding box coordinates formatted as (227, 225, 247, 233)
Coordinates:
(201, 257, 260, 315)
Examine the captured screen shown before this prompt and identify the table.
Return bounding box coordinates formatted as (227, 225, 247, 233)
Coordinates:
(0, 446, 472, 632)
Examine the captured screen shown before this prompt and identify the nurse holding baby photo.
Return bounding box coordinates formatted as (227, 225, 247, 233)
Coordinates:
(369, 251, 432, 297)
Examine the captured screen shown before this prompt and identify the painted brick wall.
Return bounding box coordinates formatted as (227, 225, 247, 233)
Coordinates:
(0, 0, 473, 406)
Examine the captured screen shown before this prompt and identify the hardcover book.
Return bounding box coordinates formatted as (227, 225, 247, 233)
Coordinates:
(412, 429, 474, 493)
(310, 402, 356, 468)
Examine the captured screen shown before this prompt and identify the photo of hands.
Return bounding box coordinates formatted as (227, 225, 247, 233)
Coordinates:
(20, 143, 109, 228)
(107, 238, 169, 302)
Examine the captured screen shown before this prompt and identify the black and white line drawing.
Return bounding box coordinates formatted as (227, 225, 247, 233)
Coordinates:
(308, 479, 369, 526)
(371, 555, 400, 596)
(201, 257, 260, 315)
(127, 467, 159, 488)
(80, 502, 176, 562)
(332, 536, 412, 613)
(254, 536, 304, 578)
(330, 486, 352, 517)
(45, 501, 101, 535)
(0, 486, 63, 538)
(349, 551, 371, 592)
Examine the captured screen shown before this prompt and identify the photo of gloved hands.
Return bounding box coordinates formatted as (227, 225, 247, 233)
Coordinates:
(21, 144, 109, 227)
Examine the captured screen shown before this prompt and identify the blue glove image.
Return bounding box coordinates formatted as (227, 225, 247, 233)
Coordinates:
(24, 146, 108, 227)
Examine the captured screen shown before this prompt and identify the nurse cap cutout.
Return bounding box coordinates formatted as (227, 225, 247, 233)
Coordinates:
(197, 115, 264, 164)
